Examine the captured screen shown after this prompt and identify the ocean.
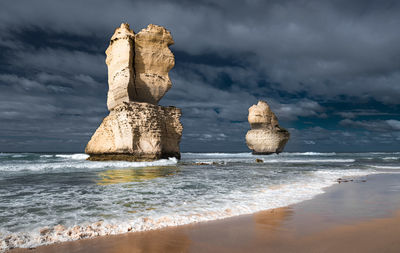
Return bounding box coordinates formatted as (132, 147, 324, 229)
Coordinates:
(1, 152, 399, 251)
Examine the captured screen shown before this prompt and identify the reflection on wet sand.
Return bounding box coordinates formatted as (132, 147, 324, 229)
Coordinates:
(95, 229, 192, 253)
(253, 207, 293, 232)
(180, 207, 294, 252)
(12, 174, 400, 253)
(97, 166, 179, 185)
(12, 207, 400, 253)
(10, 227, 192, 253)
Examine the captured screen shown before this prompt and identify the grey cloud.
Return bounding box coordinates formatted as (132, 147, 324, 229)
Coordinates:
(0, 70, 107, 151)
(159, 66, 329, 151)
(288, 125, 400, 151)
(0, 0, 399, 152)
(336, 109, 397, 119)
(271, 99, 326, 121)
(164, 66, 326, 123)
(11, 48, 106, 79)
(1, 0, 399, 104)
(340, 119, 400, 132)
(0, 74, 47, 92)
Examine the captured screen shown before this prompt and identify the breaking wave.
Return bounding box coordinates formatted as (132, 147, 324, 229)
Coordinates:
(0, 151, 397, 251)
(260, 158, 354, 163)
(382, 157, 399, 160)
(0, 168, 374, 251)
(369, 165, 400, 170)
(55, 154, 89, 160)
(0, 157, 178, 172)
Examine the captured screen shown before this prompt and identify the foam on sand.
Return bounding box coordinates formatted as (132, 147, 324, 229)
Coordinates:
(0, 168, 375, 251)
(0, 152, 395, 251)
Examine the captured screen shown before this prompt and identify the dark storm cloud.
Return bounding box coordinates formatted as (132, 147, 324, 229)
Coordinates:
(288, 126, 400, 152)
(340, 119, 400, 132)
(12, 49, 106, 78)
(1, 0, 396, 103)
(0, 0, 399, 152)
(336, 109, 397, 119)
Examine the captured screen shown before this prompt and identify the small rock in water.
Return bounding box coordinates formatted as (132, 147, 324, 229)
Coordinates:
(337, 178, 350, 183)
(256, 158, 264, 163)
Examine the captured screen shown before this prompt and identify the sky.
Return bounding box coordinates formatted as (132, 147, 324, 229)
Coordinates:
(0, 0, 399, 153)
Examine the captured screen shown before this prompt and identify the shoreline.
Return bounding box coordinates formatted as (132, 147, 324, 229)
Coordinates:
(9, 172, 400, 252)
(2, 168, 373, 251)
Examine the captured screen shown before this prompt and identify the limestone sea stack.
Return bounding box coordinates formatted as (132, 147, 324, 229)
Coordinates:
(85, 23, 183, 161)
(246, 101, 290, 154)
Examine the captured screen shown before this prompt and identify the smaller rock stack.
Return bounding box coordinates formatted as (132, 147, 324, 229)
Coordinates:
(246, 101, 290, 154)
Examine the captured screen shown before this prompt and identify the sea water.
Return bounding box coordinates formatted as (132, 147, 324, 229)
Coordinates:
(0, 152, 399, 250)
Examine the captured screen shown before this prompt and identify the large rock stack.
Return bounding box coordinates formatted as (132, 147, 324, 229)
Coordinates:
(246, 101, 290, 154)
(85, 23, 182, 161)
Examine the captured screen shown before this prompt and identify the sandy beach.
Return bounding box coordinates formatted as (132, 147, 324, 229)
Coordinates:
(10, 173, 400, 253)
(2, 0, 400, 252)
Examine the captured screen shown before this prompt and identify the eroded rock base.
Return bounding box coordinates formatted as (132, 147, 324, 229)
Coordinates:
(85, 102, 182, 161)
(246, 129, 290, 155)
(252, 152, 275, 155)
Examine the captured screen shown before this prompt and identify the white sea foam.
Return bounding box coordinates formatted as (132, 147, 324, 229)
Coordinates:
(0, 168, 376, 251)
(40, 154, 54, 158)
(261, 158, 355, 163)
(0, 157, 178, 172)
(183, 152, 253, 158)
(382, 157, 399, 160)
(369, 152, 400, 155)
(183, 152, 337, 157)
(11, 154, 25, 158)
(192, 158, 356, 164)
(0, 152, 393, 251)
(370, 165, 400, 170)
(0, 153, 16, 158)
(282, 152, 337, 156)
(55, 154, 89, 160)
(183, 152, 344, 165)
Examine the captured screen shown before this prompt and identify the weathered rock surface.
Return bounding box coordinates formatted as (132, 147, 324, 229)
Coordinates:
(86, 102, 182, 161)
(134, 24, 175, 104)
(105, 23, 175, 109)
(246, 101, 290, 154)
(105, 23, 136, 111)
(86, 23, 182, 161)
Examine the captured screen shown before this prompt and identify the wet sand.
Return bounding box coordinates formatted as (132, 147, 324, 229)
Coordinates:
(11, 173, 400, 253)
